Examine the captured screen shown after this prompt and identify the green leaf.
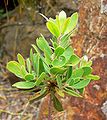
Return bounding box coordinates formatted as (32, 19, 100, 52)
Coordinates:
(35, 72, 46, 86)
(62, 17, 71, 34)
(6, 61, 22, 78)
(31, 44, 40, 55)
(50, 67, 66, 74)
(36, 36, 52, 65)
(61, 46, 74, 62)
(52, 56, 66, 67)
(71, 79, 90, 89)
(56, 75, 62, 88)
(31, 53, 39, 76)
(46, 20, 60, 38)
(66, 12, 78, 33)
(30, 49, 38, 73)
(72, 68, 84, 79)
(64, 87, 82, 97)
(32, 44, 49, 64)
(39, 58, 45, 75)
(30, 48, 34, 61)
(68, 54, 80, 66)
(12, 81, 35, 89)
(60, 33, 71, 48)
(25, 73, 35, 81)
(43, 62, 50, 74)
(17, 53, 25, 66)
(66, 66, 72, 79)
(59, 10, 66, 27)
(86, 74, 100, 80)
(37, 36, 52, 56)
(26, 58, 32, 73)
(51, 92, 63, 111)
(82, 67, 92, 76)
(20, 65, 28, 78)
(54, 46, 65, 57)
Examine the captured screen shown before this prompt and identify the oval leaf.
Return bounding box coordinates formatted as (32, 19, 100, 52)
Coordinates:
(37, 36, 52, 56)
(17, 53, 25, 66)
(62, 17, 71, 34)
(72, 68, 84, 78)
(46, 20, 60, 38)
(6, 61, 22, 78)
(66, 12, 78, 33)
(82, 67, 92, 76)
(12, 82, 35, 89)
(59, 10, 66, 27)
(71, 79, 90, 89)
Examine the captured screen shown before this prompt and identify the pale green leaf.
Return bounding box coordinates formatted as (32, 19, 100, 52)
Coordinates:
(86, 74, 100, 80)
(20, 65, 28, 78)
(46, 20, 60, 38)
(26, 58, 32, 73)
(17, 53, 25, 66)
(62, 17, 71, 34)
(6, 61, 22, 78)
(12, 82, 35, 89)
(59, 10, 66, 27)
(66, 12, 78, 33)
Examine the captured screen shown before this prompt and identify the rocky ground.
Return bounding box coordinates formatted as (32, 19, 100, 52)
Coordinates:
(0, 0, 107, 120)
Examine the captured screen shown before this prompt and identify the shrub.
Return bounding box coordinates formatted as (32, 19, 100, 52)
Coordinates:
(6, 11, 100, 112)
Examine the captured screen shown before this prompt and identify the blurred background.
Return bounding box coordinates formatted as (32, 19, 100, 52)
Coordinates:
(0, 0, 107, 120)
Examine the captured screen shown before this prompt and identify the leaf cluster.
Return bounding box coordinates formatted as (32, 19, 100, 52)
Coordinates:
(6, 11, 100, 111)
